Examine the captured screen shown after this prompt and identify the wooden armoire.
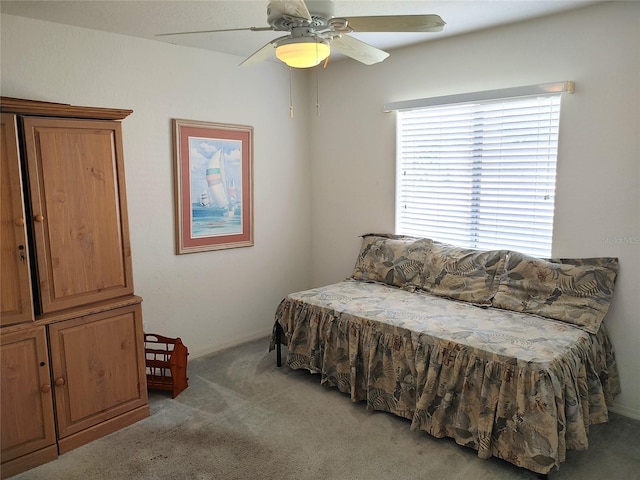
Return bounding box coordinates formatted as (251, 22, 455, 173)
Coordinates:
(0, 97, 149, 478)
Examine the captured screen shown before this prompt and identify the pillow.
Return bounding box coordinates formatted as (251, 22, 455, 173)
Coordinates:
(352, 234, 431, 290)
(420, 241, 507, 305)
(492, 251, 619, 333)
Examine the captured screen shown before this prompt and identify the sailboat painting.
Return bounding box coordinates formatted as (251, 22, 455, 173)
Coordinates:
(189, 137, 242, 237)
(174, 119, 253, 254)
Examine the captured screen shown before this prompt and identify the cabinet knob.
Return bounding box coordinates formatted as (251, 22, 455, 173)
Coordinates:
(34, 214, 45, 223)
(41, 384, 51, 393)
(54, 377, 65, 386)
(15, 217, 25, 226)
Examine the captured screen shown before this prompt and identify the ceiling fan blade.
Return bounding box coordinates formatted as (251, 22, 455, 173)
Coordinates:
(239, 35, 290, 66)
(344, 14, 445, 33)
(156, 26, 273, 37)
(269, 0, 312, 22)
(330, 35, 389, 66)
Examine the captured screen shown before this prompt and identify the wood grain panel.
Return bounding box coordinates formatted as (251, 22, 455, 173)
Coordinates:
(48, 304, 148, 439)
(0, 113, 34, 326)
(1, 97, 132, 120)
(0, 327, 56, 463)
(22, 117, 133, 312)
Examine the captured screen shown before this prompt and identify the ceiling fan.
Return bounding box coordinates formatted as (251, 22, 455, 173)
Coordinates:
(157, 0, 445, 69)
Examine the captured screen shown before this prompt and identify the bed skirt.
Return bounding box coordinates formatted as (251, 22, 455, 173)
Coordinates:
(269, 281, 620, 475)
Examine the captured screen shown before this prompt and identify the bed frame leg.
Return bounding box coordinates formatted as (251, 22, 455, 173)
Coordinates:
(275, 323, 283, 367)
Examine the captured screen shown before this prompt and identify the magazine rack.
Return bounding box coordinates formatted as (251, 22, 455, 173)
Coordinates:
(144, 333, 189, 398)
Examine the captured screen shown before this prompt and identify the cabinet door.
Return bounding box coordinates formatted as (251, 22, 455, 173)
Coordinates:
(1, 326, 56, 464)
(21, 117, 134, 313)
(0, 114, 34, 326)
(48, 304, 148, 440)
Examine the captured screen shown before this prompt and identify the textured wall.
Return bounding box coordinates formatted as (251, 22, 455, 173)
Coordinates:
(307, 2, 640, 418)
(1, 14, 313, 358)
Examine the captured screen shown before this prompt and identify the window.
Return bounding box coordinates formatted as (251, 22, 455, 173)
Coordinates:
(392, 84, 572, 258)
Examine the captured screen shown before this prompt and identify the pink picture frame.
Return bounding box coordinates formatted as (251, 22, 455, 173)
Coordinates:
(173, 119, 253, 254)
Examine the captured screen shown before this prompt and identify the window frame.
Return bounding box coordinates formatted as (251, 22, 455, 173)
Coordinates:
(389, 82, 574, 257)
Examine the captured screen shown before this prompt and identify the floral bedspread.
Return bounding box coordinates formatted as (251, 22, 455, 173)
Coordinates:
(270, 280, 620, 475)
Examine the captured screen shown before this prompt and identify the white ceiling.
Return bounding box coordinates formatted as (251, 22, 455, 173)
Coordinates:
(1, 0, 600, 63)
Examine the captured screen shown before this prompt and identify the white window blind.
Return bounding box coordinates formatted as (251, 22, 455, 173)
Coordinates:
(395, 91, 565, 258)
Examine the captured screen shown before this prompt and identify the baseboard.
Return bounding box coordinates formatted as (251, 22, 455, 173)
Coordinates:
(58, 405, 150, 454)
(0, 444, 58, 479)
(609, 403, 640, 421)
(188, 329, 272, 360)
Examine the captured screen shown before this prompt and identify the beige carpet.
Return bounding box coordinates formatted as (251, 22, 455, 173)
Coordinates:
(10, 336, 640, 480)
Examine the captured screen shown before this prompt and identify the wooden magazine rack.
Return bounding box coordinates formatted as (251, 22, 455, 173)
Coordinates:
(144, 333, 189, 398)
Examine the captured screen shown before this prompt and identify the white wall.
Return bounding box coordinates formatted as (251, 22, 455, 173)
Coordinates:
(308, 1, 640, 418)
(0, 14, 313, 358)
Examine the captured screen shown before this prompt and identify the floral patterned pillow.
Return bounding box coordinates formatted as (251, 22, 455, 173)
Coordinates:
(420, 241, 507, 305)
(492, 251, 619, 333)
(352, 234, 432, 290)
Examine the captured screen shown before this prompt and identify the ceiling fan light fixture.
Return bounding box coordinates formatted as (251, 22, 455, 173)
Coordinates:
(275, 37, 330, 68)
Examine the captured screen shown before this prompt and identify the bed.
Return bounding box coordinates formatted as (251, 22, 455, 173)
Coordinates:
(270, 234, 620, 476)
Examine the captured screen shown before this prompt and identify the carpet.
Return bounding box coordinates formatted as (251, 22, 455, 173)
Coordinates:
(10, 336, 640, 480)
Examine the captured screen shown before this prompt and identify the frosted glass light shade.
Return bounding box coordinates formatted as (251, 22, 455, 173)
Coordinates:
(276, 40, 330, 68)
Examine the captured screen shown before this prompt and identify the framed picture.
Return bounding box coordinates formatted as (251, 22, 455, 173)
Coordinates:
(173, 119, 253, 254)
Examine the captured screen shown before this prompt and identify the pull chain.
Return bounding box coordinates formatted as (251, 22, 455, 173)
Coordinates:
(315, 64, 320, 117)
(289, 67, 294, 118)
